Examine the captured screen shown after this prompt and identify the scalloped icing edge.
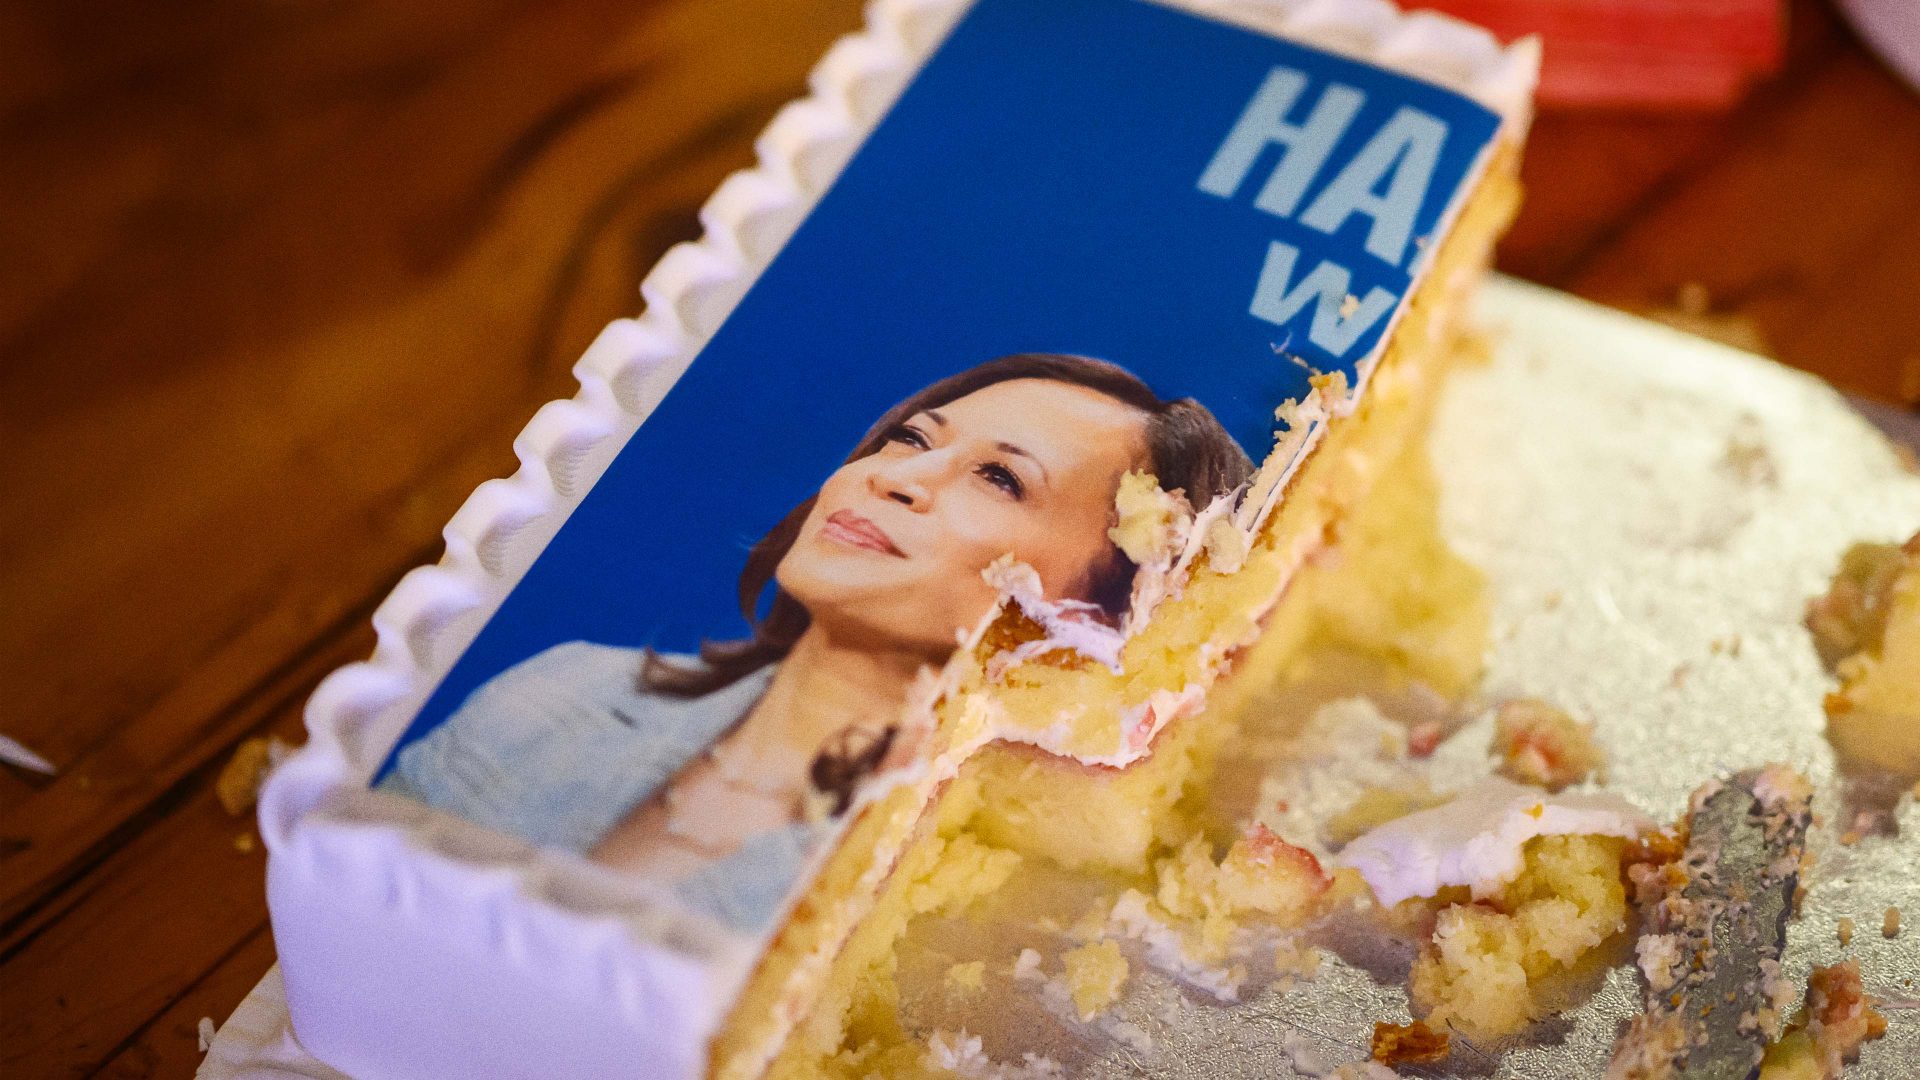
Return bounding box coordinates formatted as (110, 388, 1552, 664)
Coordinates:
(262, 1, 1539, 1075)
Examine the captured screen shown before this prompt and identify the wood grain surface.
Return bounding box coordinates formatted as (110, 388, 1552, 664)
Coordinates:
(2, 0, 1917, 1075)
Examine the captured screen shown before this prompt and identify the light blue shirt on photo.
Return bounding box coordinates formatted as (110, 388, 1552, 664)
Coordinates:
(379, 641, 820, 932)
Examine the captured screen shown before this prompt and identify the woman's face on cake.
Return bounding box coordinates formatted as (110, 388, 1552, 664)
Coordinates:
(778, 378, 1148, 656)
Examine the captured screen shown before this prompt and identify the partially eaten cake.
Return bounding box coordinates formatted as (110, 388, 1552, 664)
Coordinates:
(256, 0, 1769, 1076)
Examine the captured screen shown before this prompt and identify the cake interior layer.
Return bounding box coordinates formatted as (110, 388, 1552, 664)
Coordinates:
(711, 138, 1524, 1080)
(767, 357, 1496, 1078)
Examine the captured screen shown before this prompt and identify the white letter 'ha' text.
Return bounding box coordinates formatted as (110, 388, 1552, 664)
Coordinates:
(1300, 106, 1446, 268)
(1196, 66, 1363, 218)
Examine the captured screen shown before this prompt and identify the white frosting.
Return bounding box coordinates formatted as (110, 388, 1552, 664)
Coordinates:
(1335, 775, 1654, 906)
(1235, 375, 1338, 535)
(1013, 947, 1046, 983)
(981, 557, 1127, 674)
(927, 1030, 993, 1074)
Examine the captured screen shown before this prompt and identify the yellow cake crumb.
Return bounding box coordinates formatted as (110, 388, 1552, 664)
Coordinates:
(1201, 515, 1249, 575)
(1212, 825, 1334, 923)
(1371, 1019, 1449, 1066)
(1108, 470, 1189, 565)
(902, 833, 1022, 919)
(1309, 369, 1351, 408)
(1147, 826, 1333, 966)
(1062, 940, 1129, 1020)
(1759, 1030, 1825, 1080)
(1273, 938, 1322, 980)
(1836, 917, 1855, 946)
(216, 736, 290, 816)
(1883, 906, 1901, 938)
(1408, 834, 1632, 1040)
(748, 785, 1024, 1080)
(1759, 961, 1887, 1080)
(943, 960, 985, 994)
(1808, 540, 1908, 663)
(1809, 533, 1920, 774)
(1492, 699, 1605, 790)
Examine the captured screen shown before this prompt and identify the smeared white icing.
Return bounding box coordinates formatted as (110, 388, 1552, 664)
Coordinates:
(1013, 948, 1045, 983)
(1118, 684, 1207, 756)
(1335, 775, 1654, 906)
(927, 1030, 992, 1074)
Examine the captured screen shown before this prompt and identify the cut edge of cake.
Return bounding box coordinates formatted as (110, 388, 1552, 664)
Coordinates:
(257, 2, 1541, 1078)
(731, 133, 1528, 1078)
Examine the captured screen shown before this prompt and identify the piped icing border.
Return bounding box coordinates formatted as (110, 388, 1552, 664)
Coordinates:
(261, 0, 1538, 1073)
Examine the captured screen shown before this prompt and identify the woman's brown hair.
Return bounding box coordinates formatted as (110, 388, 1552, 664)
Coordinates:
(642, 353, 1254, 697)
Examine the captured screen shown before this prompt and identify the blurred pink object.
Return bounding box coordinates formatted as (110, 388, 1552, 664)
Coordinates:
(1415, 0, 1786, 110)
(1839, 0, 1920, 93)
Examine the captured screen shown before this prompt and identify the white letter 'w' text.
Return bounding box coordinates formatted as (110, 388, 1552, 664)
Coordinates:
(1248, 241, 1395, 355)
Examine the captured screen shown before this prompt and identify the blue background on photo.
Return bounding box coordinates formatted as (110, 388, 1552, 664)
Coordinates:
(381, 0, 1497, 766)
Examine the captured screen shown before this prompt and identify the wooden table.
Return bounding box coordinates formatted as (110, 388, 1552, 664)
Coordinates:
(3, 1, 1916, 1075)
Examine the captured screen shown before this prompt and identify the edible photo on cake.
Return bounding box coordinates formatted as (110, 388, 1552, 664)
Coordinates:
(361, 0, 1503, 945)
(380, 353, 1250, 930)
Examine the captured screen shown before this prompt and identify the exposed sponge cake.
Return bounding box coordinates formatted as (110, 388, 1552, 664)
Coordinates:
(1408, 834, 1636, 1040)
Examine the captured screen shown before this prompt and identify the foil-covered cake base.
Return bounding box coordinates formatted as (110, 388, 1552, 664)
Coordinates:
(203, 277, 1920, 1078)
(896, 276, 1920, 1079)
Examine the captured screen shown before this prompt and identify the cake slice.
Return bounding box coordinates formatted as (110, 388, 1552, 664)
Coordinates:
(1808, 531, 1920, 775)
(258, 2, 1538, 1077)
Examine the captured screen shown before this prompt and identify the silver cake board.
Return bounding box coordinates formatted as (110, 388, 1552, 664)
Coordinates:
(201, 277, 1920, 1079)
